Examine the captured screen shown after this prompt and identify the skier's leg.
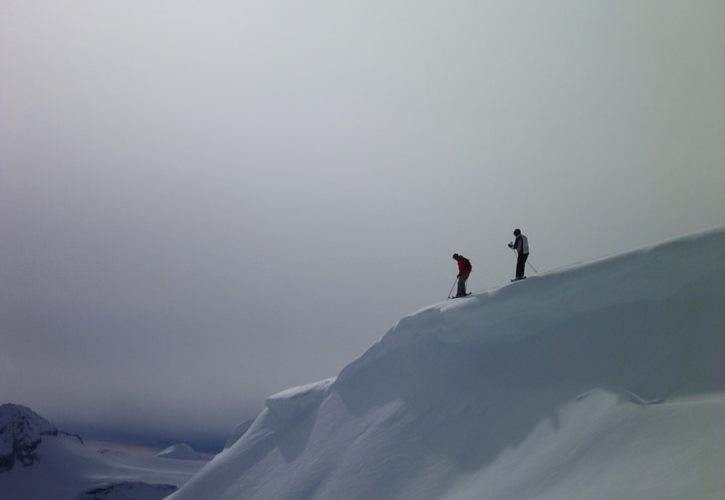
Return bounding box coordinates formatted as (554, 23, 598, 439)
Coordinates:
(516, 254, 525, 278)
(457, 276, 466, 297)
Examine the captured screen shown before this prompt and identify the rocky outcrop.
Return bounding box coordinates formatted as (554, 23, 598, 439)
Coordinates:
(0, 403, 81, 471)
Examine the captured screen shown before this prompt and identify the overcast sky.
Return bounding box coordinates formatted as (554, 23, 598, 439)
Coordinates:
(1, 0, 723, 451)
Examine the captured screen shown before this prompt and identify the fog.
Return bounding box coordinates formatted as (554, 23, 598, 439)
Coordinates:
(1, 0, 723, 450)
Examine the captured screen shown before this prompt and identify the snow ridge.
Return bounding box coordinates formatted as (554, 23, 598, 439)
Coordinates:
(172, 228, 725, 500)
(265, 378, 335, 421)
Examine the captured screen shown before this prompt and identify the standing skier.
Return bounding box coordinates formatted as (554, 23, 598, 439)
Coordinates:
(452, 253, 472, 297)
(508, 228, 529, 281)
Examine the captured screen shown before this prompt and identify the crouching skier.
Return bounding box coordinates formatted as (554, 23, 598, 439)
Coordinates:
(452, 254, 473, 298)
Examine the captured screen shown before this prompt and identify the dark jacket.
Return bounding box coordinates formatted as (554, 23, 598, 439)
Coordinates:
(513, 234, 529, 255)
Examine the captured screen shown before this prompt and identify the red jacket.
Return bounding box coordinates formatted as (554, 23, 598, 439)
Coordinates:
(456, 255, 472, 276)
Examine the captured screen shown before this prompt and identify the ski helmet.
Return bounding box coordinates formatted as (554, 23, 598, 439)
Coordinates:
(452, 253, 459, 260)
(513, 228, 521, 236)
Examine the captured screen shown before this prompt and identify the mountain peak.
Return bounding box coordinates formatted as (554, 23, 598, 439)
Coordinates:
(0, 403, 83, 472)
(0, 403, 58, 471)
(154, 443, 204, 460)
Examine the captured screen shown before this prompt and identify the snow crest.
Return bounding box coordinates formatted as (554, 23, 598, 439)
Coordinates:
(265, 378, 335, 421)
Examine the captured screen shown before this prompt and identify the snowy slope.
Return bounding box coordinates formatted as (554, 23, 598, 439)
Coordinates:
(0, 405, 207, 500)
(223, 419, 255, 449)
(171, 228, 725, 500)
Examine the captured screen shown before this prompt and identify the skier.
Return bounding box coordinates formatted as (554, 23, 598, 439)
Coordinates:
(508, 228, 529, 281)
(452, 253, 473, 297)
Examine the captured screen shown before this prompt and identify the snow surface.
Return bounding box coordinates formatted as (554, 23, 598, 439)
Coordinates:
(0, 405, 208, 500)
(170, 228, 725, 500)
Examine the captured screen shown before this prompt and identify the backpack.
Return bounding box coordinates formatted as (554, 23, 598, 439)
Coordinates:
(461, 256, 472, 270)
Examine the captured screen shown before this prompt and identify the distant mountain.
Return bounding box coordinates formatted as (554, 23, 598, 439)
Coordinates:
(170, 228, 725, 500)
(0, 403, 81, 471)
(0, 404, 208, 500)
(154, 443, 204, 460)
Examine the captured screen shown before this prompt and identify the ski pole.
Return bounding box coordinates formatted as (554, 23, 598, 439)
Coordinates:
(526, 260, 538, 274)
(448, 277, 458, 298)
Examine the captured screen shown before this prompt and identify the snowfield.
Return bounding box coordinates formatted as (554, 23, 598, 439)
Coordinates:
(170, 228, 725, 500)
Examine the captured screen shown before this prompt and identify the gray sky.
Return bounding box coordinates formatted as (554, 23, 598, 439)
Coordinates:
(1, 0, 723, 451)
